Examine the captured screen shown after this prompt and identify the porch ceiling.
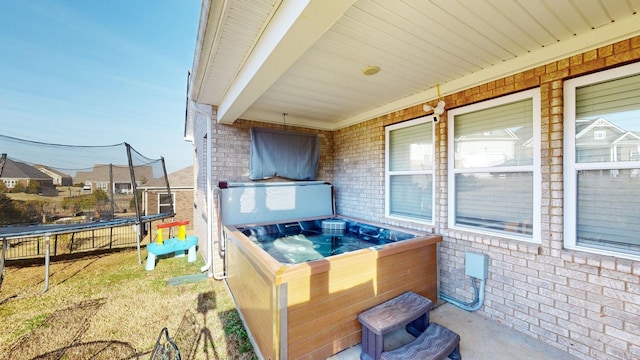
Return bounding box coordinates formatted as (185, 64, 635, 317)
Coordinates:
(188, 0, 640, 131)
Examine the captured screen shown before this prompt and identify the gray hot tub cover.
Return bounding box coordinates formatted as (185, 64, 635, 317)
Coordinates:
(249, 127, 320, 180)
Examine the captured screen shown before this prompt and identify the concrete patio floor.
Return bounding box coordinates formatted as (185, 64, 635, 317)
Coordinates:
(329, 301, 579, 360)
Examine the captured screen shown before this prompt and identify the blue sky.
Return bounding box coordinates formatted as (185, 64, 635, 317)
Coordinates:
(0, 1, 200, 173)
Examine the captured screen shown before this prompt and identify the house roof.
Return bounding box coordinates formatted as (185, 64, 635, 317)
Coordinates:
(576, 117, 640, 146)
(141, 165, 193, 188)
(186, 0, 640, 138)
(74, 164, 155, 184)
(35, 165, 72, 179)
(0, 158, 54, 181)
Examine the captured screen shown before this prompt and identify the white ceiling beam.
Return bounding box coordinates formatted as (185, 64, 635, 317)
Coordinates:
(217, 0, 357, 124)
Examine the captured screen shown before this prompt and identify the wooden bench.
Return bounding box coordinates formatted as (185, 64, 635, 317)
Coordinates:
(358, 291, 433, 360)
(380, 322, 461, 360)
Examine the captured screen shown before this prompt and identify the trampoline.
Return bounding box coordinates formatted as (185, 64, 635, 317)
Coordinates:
(0, 214, 172, 293)
(0, 214, 168, 239)
(0, 135, 178, 293)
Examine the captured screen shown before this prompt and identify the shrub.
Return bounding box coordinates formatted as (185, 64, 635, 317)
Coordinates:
(0, 193, 29, 225)
(11, 182, 25, 193)
(26, 181, 40, 194)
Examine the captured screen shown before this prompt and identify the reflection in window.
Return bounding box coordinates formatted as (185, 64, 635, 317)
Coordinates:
(565, 65, 640, 258)
(454, 99, 533, 169)
(448, 89, 540, 240)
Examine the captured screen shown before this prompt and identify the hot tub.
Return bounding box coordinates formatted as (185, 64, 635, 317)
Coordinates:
(220, 182, 441, 359)
(239, 217, 419, 264)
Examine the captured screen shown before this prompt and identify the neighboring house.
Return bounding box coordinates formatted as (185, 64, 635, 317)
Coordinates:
(576, 117, 640, 163)
(185, 2, 640, 360)
(74, 164, 154, 194)
(0, 158, 55, 194)
(138, 165, 194, 229)
(35, 165, 73, 186)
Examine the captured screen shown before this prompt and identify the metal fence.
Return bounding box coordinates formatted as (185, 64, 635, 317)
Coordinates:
(3, 224, 139, 260)
(1, 216, 174, 261)
(0, 215, 175, 292)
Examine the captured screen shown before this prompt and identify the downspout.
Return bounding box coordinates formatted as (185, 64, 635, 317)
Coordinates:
(199, 104, 213, 274)
(196, 103, 225, 280)
(215, 187, 225, 259)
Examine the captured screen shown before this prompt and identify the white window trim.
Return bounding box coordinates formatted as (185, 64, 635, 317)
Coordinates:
(563, 61, 640, 261)
(158, 192, 176, 214)
(3, 179, 17, 188)
(384, 116, 435, 224)
(447, 88, 542, 242)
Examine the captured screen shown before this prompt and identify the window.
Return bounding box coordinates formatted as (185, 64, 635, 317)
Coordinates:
(564, 62, 640, 259)
(385, 117, 434, 223)
(448, 89, 541, 240)
(97, 182, 108, 191)
(158, 193, 175, 214)
(3, 179, 17, 188)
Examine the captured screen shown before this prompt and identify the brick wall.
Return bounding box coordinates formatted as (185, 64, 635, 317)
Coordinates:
(331, 35, 640, 359)
(209, 119, 334, 184)
(194, 117, 334, 273)
(333, 119, 384, 221)
(193, 35, 640, 359)
(145, 189, 193, 229)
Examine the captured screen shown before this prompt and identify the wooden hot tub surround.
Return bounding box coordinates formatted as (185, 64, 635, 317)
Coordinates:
(224, 217, 441, 360)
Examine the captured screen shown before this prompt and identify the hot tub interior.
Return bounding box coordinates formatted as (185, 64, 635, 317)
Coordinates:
(237, 218, 417, 264)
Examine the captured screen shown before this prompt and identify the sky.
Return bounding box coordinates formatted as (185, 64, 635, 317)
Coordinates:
(0, 0, 201, 173)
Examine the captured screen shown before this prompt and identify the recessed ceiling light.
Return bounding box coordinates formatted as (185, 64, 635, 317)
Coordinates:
(362, 65, 380, 76)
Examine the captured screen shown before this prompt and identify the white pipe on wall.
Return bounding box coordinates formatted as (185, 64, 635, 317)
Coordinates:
(194, 103, 225, 280)
(198, 102, 213, 274)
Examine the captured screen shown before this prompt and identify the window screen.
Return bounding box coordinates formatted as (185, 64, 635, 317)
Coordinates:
(386, 118, 434, 222)
(568, 69, 640, 256)
(450, 91, 539, 239)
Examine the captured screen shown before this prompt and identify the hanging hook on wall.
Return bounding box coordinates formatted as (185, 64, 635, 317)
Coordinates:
(282, 113, 288, 128)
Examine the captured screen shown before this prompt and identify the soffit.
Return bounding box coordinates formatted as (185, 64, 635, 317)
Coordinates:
(190, 0, 640, 130)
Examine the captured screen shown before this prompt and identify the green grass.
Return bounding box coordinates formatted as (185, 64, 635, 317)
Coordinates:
(223, 311, 254, 353)
(0, 248, 257, 360)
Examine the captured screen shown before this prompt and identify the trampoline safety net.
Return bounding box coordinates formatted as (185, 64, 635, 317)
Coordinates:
(0, 134, 173, 231)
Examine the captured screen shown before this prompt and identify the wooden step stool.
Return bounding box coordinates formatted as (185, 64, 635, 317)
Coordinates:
(357, 291, 433, 360)
(380, 322, 461, 360)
